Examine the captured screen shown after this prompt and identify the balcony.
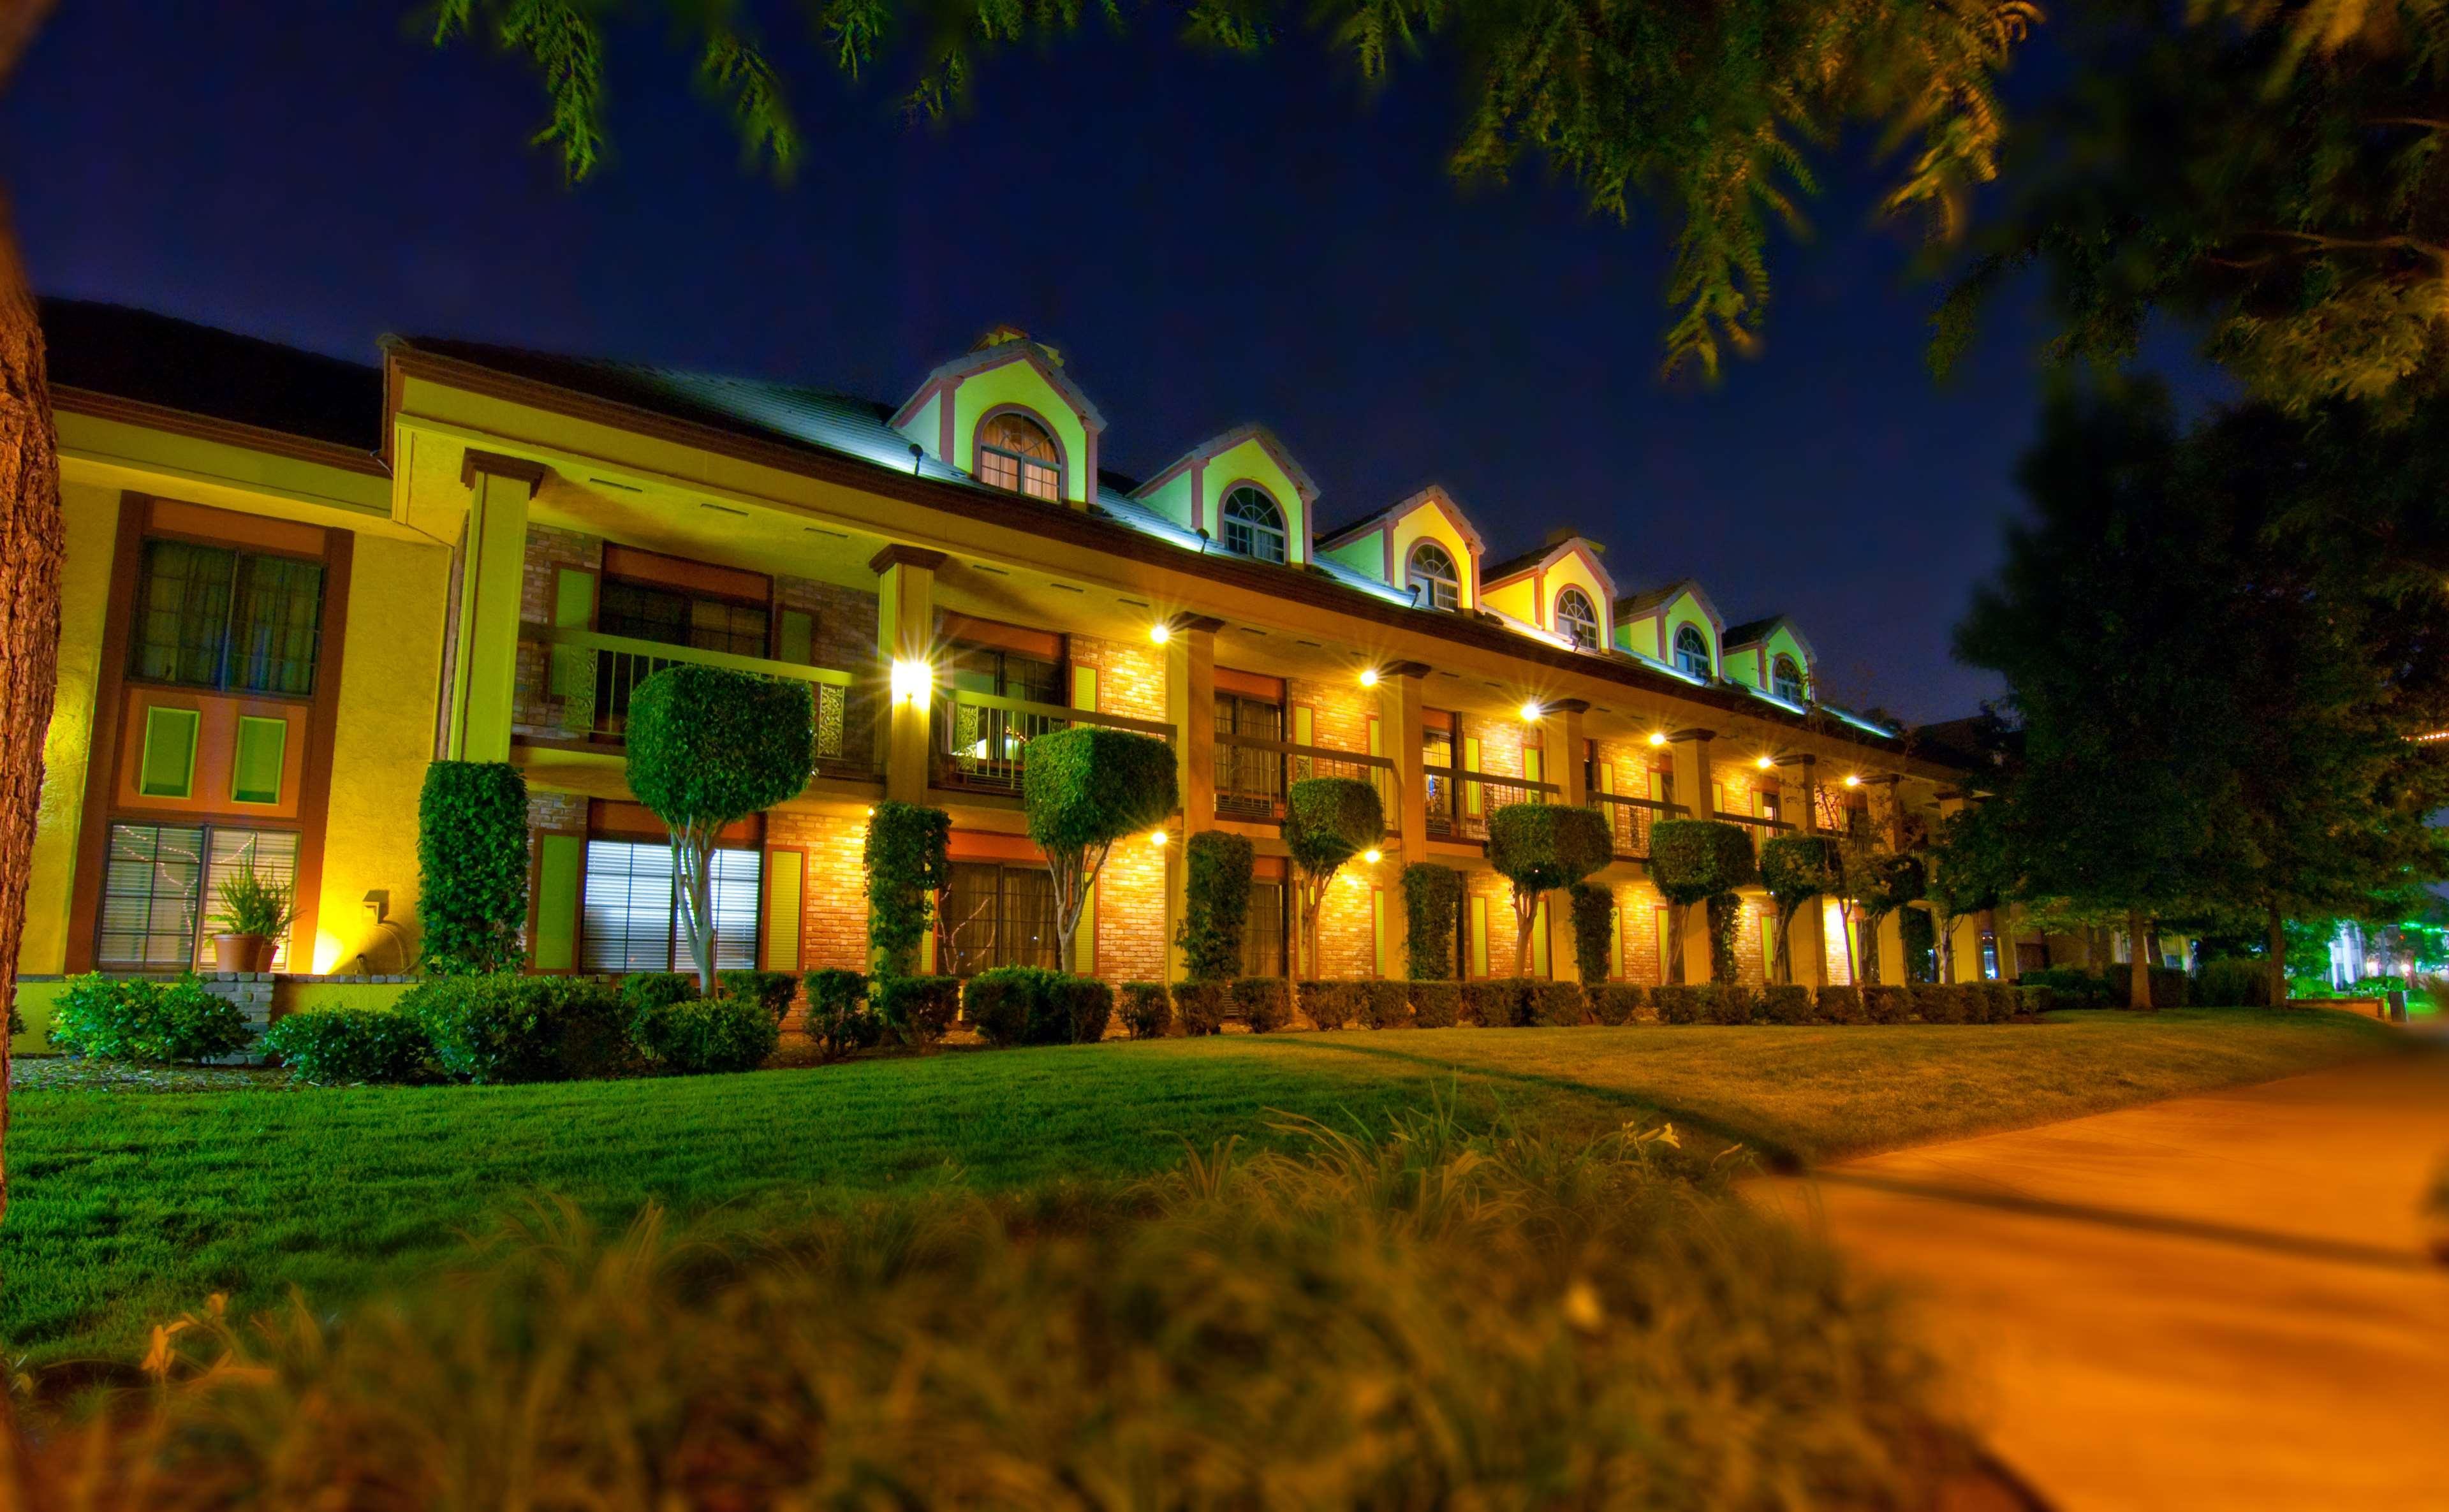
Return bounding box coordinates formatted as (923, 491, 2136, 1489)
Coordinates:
(1716, 807, 1797, 856)
(1214, 732, 1397, 821)
(514, 622, 876, 779)
(1587, 791, 1686, 861)
(932, 689, 1174, 794)
(1425, 767, 1559, 843)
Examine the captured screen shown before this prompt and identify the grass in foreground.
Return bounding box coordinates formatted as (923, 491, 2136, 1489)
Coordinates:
(1, 1008, 2398, 1367)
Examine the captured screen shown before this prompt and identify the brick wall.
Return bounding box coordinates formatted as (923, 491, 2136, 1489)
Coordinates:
(1610, 877, 1668, 985)
(528, 791, 588, 834)
(1092, 828, 1170, 983)
(1286, 676, 1374, 754)
(765, 809, 871, 973)
(516, 526, 606, 740)
(1306, 863, 1388, 978)
(1068, 633, 1167, 722)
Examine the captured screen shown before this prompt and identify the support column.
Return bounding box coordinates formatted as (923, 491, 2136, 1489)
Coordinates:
(871, 545, 946, 805)
(1668, 728, 1716, 983)
(1543, 700, 1590, 981)
(1163, 616, 1224, 981)
(1374, 663, 1431, 982)
(446, 451, 547, 763)
(1774, 753, 1825, 987)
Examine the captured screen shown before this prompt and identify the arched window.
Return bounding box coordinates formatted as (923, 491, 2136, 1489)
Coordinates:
(1219, 487, 1288, 564)
(976, 412, 1060, 501)
(1772, 653, 1807, 703)
(1673, 624, 1712, 679)
(1555, 587, 1600, 649)
(1408, 541, 1461, 612)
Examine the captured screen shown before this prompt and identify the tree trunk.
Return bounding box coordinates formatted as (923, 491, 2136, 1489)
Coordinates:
(1936, 916, 1954, 984)
(1513, 890, 1536, 979)
(1665, 901, 1686, 985)
(2126, 907, 2154, 1009)
(2265, 900, 2288, 1008)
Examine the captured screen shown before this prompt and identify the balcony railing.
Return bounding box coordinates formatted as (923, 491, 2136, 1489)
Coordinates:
(1214, 731, 1397, 820)
(1425, 767, 1560, 842)
(1715, 808, 1796, 856)
(1587, 792, 1686, 860)
(515, 622, 874, 777)
(933, 689, 1175, 793)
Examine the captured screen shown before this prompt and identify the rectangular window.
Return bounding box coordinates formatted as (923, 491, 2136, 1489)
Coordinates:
(598, 578, 769, 657)
(1244, 879, 1289, 977)
(131, 538, 324, 696)
(941, 862, 1061, 976)
(1214, 691, 1286, 819)
(98, 821, 299, 969)
(1980, 930, 2000, 981)
(580, 839, 760, 974)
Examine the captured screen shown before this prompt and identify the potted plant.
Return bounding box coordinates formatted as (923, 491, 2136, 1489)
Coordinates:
(209, 865, 295, 973)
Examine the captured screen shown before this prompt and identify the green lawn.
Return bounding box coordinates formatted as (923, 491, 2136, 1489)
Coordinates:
(1, 1008, 2399, 1369)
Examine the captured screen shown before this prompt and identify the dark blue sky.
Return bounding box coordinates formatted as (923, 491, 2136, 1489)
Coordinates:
(3, 3, 2216, 721)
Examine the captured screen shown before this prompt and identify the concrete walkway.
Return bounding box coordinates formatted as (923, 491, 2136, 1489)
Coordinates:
(1755, 1049, 2449, 1512)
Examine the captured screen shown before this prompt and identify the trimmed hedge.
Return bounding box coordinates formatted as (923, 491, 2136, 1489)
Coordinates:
(261, 1008, 432, 1085)
(1408, 981, 1461, 1029)
(1568, 884, 1615, 990)
(629, 988, 780, 1075)
(802, 969, 879, 1061)
(718, 970, 800, 1025)
(416, 761, 529, 976)
(1360, 980, 1411, 1029)
(1179, 832, 1254, 982)
(1861, 985, 1911, 1025)
(1702, 984, 1754, 1026)
(1401, 863, 1464, 980)
(1654, 985, 1706, 1025)
(873, 976, 962, 1049)
(962, 967, 1111, 1047)
(1589, 983, 1645, 1026)
(48, 973, 255, 1064)
(1119, 981, 1173, 1039)
(2019, 984, 2057, 1017)
(1983, 981, 2022, 1023)
(1233, 978, 1292, 1034)
(2020, 967, 2115, 1008)
(1817, 985, 1865, 1025)
(1173, 981, 1229, 1036)
(1759, 985, 1816, 1025)
(1461, 979, 1527, 1028)
(1526, 981, 1588, 1027)
(401, 974, 629, 1084)
(1299, 981, 1364, 1031)
(1910, 983, 1968, 1025)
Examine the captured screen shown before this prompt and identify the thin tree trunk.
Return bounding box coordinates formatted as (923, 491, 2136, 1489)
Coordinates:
(1665, 901, 1685, 985)
(2265, 900, 2288, 1008)
(1936, 916, 1954, 984)
(1513, 890, 1535, 979)
(2126, 907, 2153, 1009)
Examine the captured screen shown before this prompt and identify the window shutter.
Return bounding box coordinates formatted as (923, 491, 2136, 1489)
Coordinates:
(1468, 895, 1489, 978)
(231, 716, 287, 805)
(533, 834, 584, 971)
(138, 706, 201, 799)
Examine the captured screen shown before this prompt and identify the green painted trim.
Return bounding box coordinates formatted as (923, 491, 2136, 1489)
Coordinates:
(764, 849, 804, 973)
(548, 567, 596, 697)
(1071, 665, 1099, 713)
(137, 705, 201, 799)
(533, 833, 583, 972)
(777, 608, 814, 666)
(231, 715, 288, 805)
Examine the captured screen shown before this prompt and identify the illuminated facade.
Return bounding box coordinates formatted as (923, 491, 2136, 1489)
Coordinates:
(14, 305, 1989, 1045)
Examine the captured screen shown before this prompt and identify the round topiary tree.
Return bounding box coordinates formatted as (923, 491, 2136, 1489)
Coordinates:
(1283, 776, 1384, 983)
(417, 760, 531, 976)
(1759, 834, 1842, 986)
(1178, 830, 1255, 982)
(626, 665, 815, 992)
(1401, 862, 1465, 980)
(865, 801, 951, 978)
(1649, 818, 1758, 983)
(1485, 802, 1613, 979)
(1022, 725, 1177, 973)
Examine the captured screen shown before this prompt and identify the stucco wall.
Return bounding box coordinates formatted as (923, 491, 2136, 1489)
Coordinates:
(21, 481, 122, 976)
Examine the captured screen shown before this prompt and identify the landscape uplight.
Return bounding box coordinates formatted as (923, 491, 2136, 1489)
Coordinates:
(890, 658, 932, 703)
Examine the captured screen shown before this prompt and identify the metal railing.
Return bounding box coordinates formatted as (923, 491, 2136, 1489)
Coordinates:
(1424, 767, 1561, 842)
(1213, 732, 1397, 820)
(934, 689, 1174, 793)
(1587, 792, 1686, 860)
(515, 622, 872, 776)
(1714, 807, 1796, 855)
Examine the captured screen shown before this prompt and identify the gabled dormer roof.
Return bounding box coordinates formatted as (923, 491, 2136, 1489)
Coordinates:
(1480, 532, 1617, 601)
(1131, 422, 1320, 508)
(1723, 614, 1818, 664)
(1615, 576, 1725, 632)
(1316, 483, 1485, 555)
(890, 332, 1108, 434)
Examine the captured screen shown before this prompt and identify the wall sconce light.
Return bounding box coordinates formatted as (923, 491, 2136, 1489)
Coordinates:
(1149, 620, 1172, 646)
(1358, 666, 1379, 689)
(1754, 755, 1774, 770)
(1647, 731, 1668, 747)
(1363, 848, 1383, 865)
(1519, 700, 1543, 723)
(1843, 774, 1862, 788)
(1147, 828, 1170, 847)
(890, 658, 932, 703)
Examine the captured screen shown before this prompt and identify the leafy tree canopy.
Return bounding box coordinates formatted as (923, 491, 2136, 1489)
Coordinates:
(1759, 834, 1842, 912)
(1485, 803, 1612, 897)
(1284, 777, 1384, 877)
(1649, 819, 1758, 906)
(627, 666, 814, 827)
(1022, 726, 1177, 856)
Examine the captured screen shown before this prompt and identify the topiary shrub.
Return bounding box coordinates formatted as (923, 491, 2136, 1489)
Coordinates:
(416, 761, 529, 976)
(1526, 981, 1588, 1027)
(1178, 832, 1254, 982)
(1461, 979, 1527, 1027)
(1653, 985, 1706, 1025)
(1759, 985, 1815, 1025)
(261, 1008, 433, 1085)
(864, 802, 951, 978)
(1487, 804, 1613, 980)
(1172, 981, 1229, 1037)
(1702, 984, 1755, 1025)
(48, 973, 257, 1064)
(1401, 863, 1464, 980)
(1233, 977, 1292, 1033)
(964, 967, 1043, 1047)
(1649, 819, 1758, 985)
(630, 988, 781, 1075)
(1589, 983, 1645, 1025)
(1408, 981, 1461, 1029)
(1024, 726, 1178, 973)
(1360, 980, 1411, 1029)
(1568, 883, 1615, 988)
(402, 974, 629, 1083)
(718, 971, 800, 1026)
(1284, 778, 1385, 984)
(873, 975, 961, 1050)
(1059, 977, 1115, 1043)
(1119, 982, 1173, 1039)
(1909, 983, 1966, 1024)
(619, 973, 698, 1020)
(1759, 835, 1842, 987)
(1860, 985, 1911, 1025)
(802, 968, 878, 1061)
(626, 666, 814, 990)
(1844, 850, 1927, 987)
(964, 966, 1112, 1046)
(1300, 980, 1365, 1031)
(1817, 985, 1865, 1024)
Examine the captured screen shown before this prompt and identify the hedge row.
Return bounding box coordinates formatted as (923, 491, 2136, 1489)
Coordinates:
(1120, 976, 2052, 1035)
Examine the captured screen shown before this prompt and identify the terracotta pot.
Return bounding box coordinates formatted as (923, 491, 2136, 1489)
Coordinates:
(212, 932, 273, 973)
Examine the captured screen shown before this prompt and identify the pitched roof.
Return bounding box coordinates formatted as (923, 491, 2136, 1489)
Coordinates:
(899, 337, 1108, 432)
(42, 298, 384, 453)
(1614, 578, 1722, 628)
(1132, 422, 1321, 506)
(1316, 484, 1485, 554)
(1480, 534, 1615, 594)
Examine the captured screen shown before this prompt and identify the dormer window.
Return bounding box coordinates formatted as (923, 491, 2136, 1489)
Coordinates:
(1555, 587, 1600, 649)
(977, 412, 1059, 501)
(1220, 486, 1287, 564)
(1408, 541, 1461, 612)
(1773, 653, 1807, 703)
(1674, 624, 1712, 679)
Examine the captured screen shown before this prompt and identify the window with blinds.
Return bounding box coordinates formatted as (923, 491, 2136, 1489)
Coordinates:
(98, 822, 300, 969)
(941, 862, 1060, 976)
(580, 840, 761, 973)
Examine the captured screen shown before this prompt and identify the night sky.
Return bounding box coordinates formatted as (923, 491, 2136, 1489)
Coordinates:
(3, 3, 2220, 723)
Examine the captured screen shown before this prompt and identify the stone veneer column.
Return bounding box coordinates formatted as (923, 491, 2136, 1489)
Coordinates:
(1543, 700, 1590, 981)
(447, 451, 548, 763)
(1667, 727, 1717, 983)
(871, 545, 946, 805)
(1164, 616, 1224, 981)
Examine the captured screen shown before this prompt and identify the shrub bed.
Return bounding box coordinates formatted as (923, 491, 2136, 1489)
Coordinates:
(1118, 982, 1172, 1039)
(401, 974, 629, 1084)
(48, 973, 255, 1064)
(1758, 985, 1815, 1025)
(1589, 983, 1645, 1025)
(1172, 981, 1228, 1037)
(1360, 980, 1411, 1030)
(1860, 985, 1912, 1025)
(2019, 984, 2057, 1017)
(1653, 985, 1705, 1025)
(1408, 981, 1461, 1029)
(1232, 978, 1291, 1034)
(260, 1009, 432, 1085)
(720, 971, 800, 1025)
(1702, 984, 1754, 1025)
(1299, 981, 1365, 1031)
(802, 969, 879, 1061)
(1817, 985, 1865, 1025)
(1910, 983, 1967, 1025)
(962, 967, 1110, 1047)
(2020, 966, 2114, 1008)
(631, 991, 780, 1076)
(1526, 981, 1587, 1027)
(873, 976, 962, 1049)
(1462, 980, 1527, 1028)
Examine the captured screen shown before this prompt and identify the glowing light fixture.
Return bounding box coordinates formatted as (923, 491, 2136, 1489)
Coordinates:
(1358, 667, 1379, 689)
(1843, 774, 1862, 788)
(890, 657, 932, 703)
(1149, 620, 1172, 646)
(1755, 755, 1774, 770)
(1647, 731, 1668, 747)
(1147, 828, 1169, 847)
(1364, 848, 1383, 864)
(1519, 700, 1543, 723)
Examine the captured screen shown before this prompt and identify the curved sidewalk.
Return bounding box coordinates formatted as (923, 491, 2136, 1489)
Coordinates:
(1754, 1048, 2449, 1512)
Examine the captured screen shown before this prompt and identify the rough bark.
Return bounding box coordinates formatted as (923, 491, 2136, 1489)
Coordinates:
(2126, 907, 2154, 1009)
